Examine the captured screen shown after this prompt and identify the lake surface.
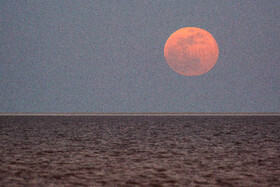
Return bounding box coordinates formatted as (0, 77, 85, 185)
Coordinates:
(0, 115, 279, 186)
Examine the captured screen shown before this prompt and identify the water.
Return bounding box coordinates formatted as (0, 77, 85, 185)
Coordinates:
(0, 115, 279, 186)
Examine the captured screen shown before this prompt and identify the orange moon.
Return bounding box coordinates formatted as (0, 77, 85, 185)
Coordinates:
(164, 27, 219, 76)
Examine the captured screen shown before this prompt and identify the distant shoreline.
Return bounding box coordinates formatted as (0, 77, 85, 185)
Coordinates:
(0, 113, 279, 116)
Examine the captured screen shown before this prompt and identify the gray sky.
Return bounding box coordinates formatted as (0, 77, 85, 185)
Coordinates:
(1, 1, 280, 113)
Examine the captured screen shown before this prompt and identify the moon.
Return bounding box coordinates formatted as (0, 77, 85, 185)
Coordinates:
(164, 27, 219, 76)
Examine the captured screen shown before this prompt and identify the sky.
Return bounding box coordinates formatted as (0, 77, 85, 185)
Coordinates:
(1, 1, 280, 113)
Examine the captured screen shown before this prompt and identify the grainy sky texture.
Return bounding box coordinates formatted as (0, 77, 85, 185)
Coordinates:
(1, 1, 280, 113)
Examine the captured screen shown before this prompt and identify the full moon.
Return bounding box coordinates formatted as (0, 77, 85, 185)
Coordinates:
(164, 27, 219, 76)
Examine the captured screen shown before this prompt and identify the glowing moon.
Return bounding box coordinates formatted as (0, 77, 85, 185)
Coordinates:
(164, 27, 219, 76)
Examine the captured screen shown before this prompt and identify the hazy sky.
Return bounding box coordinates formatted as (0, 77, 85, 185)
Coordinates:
(1, 1, 280, 113)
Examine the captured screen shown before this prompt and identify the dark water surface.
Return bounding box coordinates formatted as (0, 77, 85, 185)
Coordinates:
(0, 115, 280, 186)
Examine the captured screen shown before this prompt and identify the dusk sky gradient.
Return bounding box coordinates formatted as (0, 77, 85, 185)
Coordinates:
(1, 1, 280, 113)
